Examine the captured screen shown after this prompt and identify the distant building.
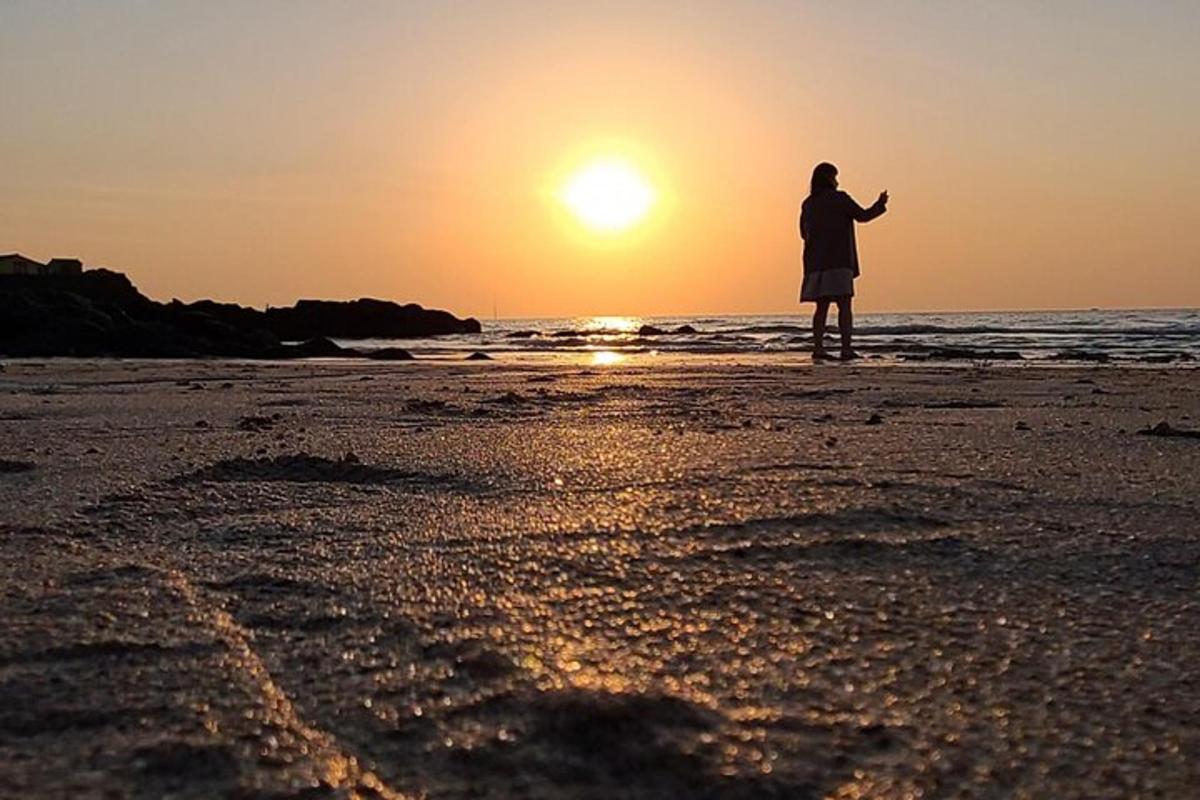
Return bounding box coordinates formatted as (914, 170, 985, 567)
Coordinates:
(0, 253, 85, 276)
(0, 253, 44, 276)
(45, 258, 83, 276)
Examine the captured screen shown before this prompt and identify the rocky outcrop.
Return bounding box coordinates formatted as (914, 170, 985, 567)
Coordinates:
(263, 299, 477, 340)
(637, 324, 701, 336)
(0, 269, 480, 358)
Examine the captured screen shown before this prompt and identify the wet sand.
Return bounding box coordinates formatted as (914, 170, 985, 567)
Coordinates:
(2, 359, 1198, 799)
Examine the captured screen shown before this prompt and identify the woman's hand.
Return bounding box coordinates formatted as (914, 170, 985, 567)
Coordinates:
(877, 190, 889, 206)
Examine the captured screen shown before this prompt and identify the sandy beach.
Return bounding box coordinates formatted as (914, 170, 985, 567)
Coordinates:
(2, 358, 1198, 799)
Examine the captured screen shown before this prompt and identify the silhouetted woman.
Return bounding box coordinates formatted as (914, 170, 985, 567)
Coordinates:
(799, 162, 888, 360)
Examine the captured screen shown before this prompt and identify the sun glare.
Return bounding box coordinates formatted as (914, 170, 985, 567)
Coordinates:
(589, 350, 626, 366)
(560, 157, 656, 234)
(586, 316, 639, 333)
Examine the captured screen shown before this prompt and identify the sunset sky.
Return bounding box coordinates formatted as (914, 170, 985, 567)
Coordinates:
(2, 1, 1198, 318)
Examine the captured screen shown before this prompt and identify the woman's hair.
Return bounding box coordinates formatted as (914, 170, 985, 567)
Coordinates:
(809, 162, 838, 196)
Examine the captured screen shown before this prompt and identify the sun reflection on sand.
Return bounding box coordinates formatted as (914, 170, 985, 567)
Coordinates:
(590, 350, 626, 366)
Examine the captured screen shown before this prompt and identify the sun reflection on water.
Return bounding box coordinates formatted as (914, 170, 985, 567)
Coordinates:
(583, 316, 639, 333)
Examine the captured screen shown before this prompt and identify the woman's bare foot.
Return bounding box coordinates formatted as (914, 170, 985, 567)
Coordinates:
(840, 349, 860, 361)
(813, 350, 834, 361)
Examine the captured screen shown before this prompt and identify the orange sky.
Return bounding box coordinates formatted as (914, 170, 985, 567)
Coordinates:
(2, 2, 1198, 318)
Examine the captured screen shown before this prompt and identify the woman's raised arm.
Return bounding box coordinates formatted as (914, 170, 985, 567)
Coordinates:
(845, 190, 888, 222)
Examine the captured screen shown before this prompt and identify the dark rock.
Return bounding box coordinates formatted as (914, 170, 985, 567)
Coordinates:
(1138, 421, 1200, 440)
(263, 298, 479, 340)
(0, 269, 479, 358)
(674, 324, 699, 334)
(1140, 353, 1190, 364)
(1051, 349, 1110, 363)
(637, 324, 666, 336)
(0, 459, 35, 474)
(285, 337, 348, 358)
(905, 347, 1024, 361)
(866, 413, 884, 425)
(466, 351, 493, 361)
(367, 347, 415, 361)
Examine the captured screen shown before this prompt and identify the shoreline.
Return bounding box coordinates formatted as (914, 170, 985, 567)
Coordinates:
(3, 352, 1199, 371)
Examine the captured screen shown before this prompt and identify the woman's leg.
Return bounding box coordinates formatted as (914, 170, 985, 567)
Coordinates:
(812, 300, 831, 358)
(835, 297, 857, 359)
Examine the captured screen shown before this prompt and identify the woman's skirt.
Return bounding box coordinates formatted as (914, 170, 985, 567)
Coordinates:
(799, 268, 855, 302)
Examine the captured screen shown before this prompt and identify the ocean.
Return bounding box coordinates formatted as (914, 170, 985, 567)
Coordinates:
(340, 308, 1200, 365)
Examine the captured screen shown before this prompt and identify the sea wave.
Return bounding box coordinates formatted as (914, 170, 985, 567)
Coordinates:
(726, 323, 1200, 338)
(341, 309, 1200, 364)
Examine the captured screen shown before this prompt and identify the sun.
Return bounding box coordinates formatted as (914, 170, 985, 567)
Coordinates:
(559, 157, 656, 234)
